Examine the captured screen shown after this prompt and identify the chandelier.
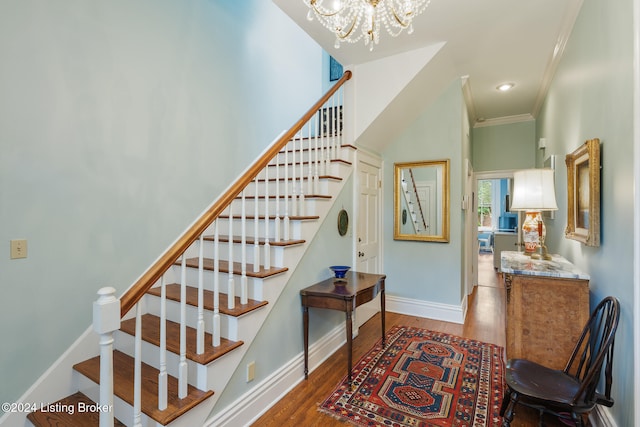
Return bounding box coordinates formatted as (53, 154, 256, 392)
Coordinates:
(304, 0, 432, 51)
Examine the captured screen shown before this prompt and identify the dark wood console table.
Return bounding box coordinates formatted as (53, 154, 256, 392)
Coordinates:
(300, 271, 386, 384)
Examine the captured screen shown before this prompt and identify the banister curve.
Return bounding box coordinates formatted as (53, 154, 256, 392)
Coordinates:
(120, 70, 352, 316)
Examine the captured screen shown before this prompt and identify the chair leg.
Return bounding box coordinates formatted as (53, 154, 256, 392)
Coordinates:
(501, 391, 518, 427)
(499, 388, 511, 416)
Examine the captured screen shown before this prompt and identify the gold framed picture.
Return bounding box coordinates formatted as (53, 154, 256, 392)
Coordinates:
(565, 138, 600, 246)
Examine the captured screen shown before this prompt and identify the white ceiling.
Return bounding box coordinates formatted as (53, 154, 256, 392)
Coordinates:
(274, 0, 584, 127)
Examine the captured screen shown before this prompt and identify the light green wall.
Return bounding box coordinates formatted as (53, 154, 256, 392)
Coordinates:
(0, 0, 322, 409)
(536, 0, 635, 424)
(472, 121, 536, 172)
(381, 79, 464, 306)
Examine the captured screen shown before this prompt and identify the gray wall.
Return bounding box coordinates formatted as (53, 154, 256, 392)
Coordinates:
(536, 0, 635, 424)
(0, 0, 323, 409)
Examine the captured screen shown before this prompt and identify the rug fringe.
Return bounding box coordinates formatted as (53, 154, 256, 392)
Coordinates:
(317, 405, 360, 426)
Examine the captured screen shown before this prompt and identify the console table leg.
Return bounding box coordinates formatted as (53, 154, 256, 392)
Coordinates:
(381, 289, 386, 347)
(346, 310, 352, 385)
(303, 306, 309, 379)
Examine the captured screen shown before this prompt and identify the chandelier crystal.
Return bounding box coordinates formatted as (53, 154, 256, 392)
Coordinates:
(305, 0, 432, 51)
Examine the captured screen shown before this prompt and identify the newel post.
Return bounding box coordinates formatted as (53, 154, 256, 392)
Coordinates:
(93, 287, 121, 427)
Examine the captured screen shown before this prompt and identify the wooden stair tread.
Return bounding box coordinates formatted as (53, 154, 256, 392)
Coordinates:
(278, 141, 355, 150)
(234, 194, 332, 200)
(26, 391, 126, 427)
(268, 158, 351, 167)
(203, 234, 305, 247)
(255, 175, 342, 183)
(177, 257, 288, 279)
(120, 314, 244, 365)
(147, 284, 268, 317)
(219, 214, 319, 221)
(73, 350, 213, 426)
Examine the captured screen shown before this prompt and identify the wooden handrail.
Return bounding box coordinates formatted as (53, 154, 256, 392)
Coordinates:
(120, 70, 353, 316)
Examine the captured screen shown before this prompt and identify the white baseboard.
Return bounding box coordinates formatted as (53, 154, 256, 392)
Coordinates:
(204, 322, 346, 427)
(591, 405, 617, 427)
(386, 294, 464, 324)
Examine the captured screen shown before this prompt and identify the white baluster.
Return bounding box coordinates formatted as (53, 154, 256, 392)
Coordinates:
(253, 178, 260, 273)
(93, 287, 120, 427)
(178, 256, 188, 399)
(291, 137, 298, 217)
(158, 276, 168, 410)
(299, 131, 305, 216)
(197, 235, 205, 355)
(307, 121, 314, 196)
(313, 115, 320, 195)
(263, 165, 271, 270)
(212, 221, 221, 347)
(228, 204, 235, 310)
(338, 88, 344, 156)
(321, 105, 328, 176)
(331, 96, 338, 160)
(133, 303, 142, 427)
(274, 155, 281, 243)
(241, 190, 248, 305)
(284, 138, 290, 241)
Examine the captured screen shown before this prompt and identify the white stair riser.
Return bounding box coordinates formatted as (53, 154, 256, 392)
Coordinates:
(144, 293, 240, 341)
(165, 265, 282, 301)
(203, 218, 306, 241)
(246, 178, 334, 196)
(181, 241, 290, 270)
(263, 161, 348, 180)
(75, 373, 154, 427)
(112, 330, 231, 391)
(76, 371, 214, 427)
(228, 197, 328, 217)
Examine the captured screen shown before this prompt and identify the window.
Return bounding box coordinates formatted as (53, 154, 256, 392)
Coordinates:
(478, 180, 494, 229)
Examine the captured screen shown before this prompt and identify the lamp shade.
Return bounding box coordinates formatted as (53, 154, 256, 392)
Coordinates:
(511, 168, 558, 211)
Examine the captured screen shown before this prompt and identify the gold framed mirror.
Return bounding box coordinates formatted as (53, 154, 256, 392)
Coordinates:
(394, 159, 450, 242)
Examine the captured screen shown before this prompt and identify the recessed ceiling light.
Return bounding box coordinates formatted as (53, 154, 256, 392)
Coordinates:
(497, 83, 515, 92)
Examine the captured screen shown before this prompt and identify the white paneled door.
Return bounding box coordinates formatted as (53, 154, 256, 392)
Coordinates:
(354, 152, 382, 330)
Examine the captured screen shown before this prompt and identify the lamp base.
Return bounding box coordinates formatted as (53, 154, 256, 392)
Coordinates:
(531, 244, 553, 261)
(522, 211, 543, 255)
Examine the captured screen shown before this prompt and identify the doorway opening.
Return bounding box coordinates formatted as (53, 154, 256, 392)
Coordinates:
(473, 171, 519, 289)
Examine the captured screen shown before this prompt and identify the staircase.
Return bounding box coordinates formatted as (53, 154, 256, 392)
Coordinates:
(25, 71, 353, 427)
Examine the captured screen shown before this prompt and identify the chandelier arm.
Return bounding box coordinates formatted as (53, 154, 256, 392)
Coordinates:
(309, 0, 347, 18)
(337, 14, 358, 39)
(390, 6, 411, 28)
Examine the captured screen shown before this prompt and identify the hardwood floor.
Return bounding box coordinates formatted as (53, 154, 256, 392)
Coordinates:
(252, 256, 569, 427)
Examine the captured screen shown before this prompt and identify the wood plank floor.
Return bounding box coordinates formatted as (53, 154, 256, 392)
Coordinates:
(252, 255, 569, 427)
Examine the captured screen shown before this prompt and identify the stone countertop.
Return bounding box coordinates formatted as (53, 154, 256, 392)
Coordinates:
(501, 251, 590, 280)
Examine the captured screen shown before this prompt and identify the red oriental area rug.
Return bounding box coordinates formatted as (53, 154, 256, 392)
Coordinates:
(319, 326, 505, 427)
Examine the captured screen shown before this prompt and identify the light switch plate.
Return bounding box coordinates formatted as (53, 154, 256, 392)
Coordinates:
(10, 239, 27, 259)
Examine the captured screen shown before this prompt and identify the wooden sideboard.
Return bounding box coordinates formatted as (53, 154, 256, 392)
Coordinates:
(501, 251, 590, 370)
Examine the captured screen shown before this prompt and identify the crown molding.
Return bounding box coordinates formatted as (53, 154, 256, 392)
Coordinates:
(473, 114, 535, 128)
